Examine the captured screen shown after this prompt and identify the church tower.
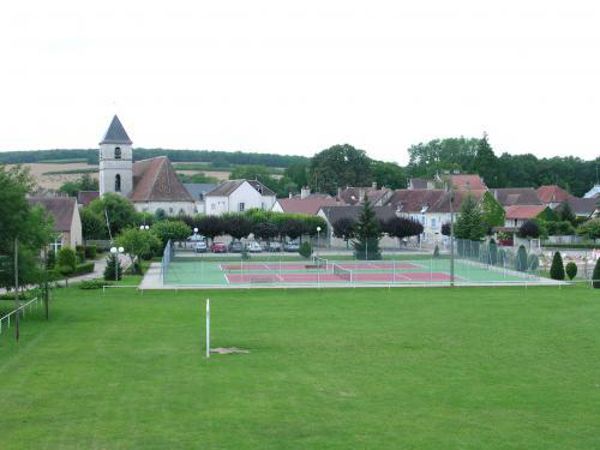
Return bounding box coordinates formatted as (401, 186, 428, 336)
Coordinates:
(99, 115, 133, 197)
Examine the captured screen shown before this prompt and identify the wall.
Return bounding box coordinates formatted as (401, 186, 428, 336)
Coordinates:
(134, 201, 196, 216)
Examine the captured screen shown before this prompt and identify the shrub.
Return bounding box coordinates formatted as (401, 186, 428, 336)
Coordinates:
(550, 251, 565, 280)
(517, 220, 541, 239)
(47, 249, 56, 269)
(565, 262, 577, 280)
(57, 247, 77, 275)
(103, 254, 123, 281)
(84, 245, 97, 259)
(79, 279, 107, 290)
(515, 245, 528, 272)
(72, 262, 95, 276)
(527, 254, 540, 272)
(299, 242, 312, 258)
(433, 245, 440, 258)
(593, 259, 600, 288)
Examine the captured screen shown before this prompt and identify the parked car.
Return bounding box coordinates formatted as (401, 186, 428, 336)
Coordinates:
(188, 233, 205, 242)
(228, 240, 244, 252)
(211, 242, 227, 253)
(247, 241, 263, 253)
(195, 241, 208, 253)
(284, 240, 300, 252)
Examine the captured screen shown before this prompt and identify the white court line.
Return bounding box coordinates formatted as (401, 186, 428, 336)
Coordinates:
(223, 273, 231, 285)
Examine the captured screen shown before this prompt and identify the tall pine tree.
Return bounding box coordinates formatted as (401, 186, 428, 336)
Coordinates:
(353, 197, 382, 260)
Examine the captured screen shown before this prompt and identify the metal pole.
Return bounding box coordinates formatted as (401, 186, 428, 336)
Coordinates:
(14, 237, 19, 342)
(205, 298, 210, 358)
(449, 189, 455, 287)
(115, 251, 119, 282)
(44, 246, 49, 320)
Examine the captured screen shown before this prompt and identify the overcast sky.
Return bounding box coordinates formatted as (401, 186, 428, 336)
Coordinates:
(1, 0, 599, 165)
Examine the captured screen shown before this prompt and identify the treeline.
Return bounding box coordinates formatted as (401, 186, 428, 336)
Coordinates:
(0, 148, 308, 168)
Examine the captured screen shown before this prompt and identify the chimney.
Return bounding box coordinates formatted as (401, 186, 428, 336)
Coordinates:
(372, 181, 377, 189)
(300, 186, 310, 199)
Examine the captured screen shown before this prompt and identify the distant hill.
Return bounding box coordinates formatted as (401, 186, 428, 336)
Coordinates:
(0, 148, 308, 168)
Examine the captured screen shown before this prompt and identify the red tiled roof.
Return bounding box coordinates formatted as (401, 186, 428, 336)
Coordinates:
(131, 157, 194, 203)
(504, 205, 546, 220)
(536, 185, 571, 204)
(387, 189, 446, 213)
(28, 197, 76, 232)
(277, 197, 342, 215)
(449, 174, 487, 191)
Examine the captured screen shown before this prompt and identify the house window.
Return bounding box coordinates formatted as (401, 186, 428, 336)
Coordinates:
(199, 193, 204, 201)
(239, 202, 245, 212)
(115, 174, 121, 192)
(115, 147, 122, 159)
(431, 218, 437, 228)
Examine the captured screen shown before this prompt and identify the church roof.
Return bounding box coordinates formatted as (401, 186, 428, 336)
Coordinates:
(100, 115, 132, 145)
(130, 157, 194, 203)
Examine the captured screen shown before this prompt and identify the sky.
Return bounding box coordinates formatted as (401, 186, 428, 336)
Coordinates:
(0, 0, 599, 165)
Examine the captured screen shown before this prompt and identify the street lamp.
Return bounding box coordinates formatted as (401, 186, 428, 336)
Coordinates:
(316, 226, 321, 259)
(139, 225, 149, 231)
(110, 246, 125, 281)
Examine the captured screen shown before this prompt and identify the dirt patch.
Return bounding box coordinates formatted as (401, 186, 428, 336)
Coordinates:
(210, 347, 250, 355)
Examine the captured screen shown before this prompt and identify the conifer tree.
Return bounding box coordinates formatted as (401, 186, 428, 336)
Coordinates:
(550, 251, 565, 281)
(353, 197, 381, 260)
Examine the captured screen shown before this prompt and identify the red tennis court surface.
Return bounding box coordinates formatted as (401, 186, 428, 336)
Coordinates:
(225, 271, 453, 284)
(221, 262, 421, 271)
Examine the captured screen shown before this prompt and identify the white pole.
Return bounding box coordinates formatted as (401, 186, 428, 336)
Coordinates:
(206, 298, 210, 358)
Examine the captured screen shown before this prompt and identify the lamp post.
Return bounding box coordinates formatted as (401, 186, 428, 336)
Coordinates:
(316, 226, 321, 259)
(449, 189, 455, 287)
(110, 246, 124, 282)
(139, 225, 149, 231)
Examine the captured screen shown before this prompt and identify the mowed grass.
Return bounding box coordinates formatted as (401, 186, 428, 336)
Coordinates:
(1, 284, 600, 449)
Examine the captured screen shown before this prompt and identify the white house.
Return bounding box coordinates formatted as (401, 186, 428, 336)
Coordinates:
(205, 180, 276, 215)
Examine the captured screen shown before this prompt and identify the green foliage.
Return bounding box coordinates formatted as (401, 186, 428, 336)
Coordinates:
(473, 134, 500, 187)
(576, 219, 600, 239)
(116, 227, 161, 273)
(383, 217, 423, 239)
(309, 144, 373, 194)
(84, 245, 97, 259)
(88, 193, 137, 237)
(433, 245, 440, 258)
(488, 239, 498, 265)
(299, 242, 312, 258)
(72, 262, 95, 276)
(57, 247, 77, 274)
(515, 245, 528, 272)
(527, 254, 540, 272)
(481, 191, 505, 229)
(556, 201, 576, 224)
(222, 213, 252, 240)
(371, 161, 407, 189)
(333, 217, 356, 243)
(565, 262, 577, 280)
(80, 208, 107, 240)
(454, 195, 486, 241)
(517, 220, 541, 239)
(79, 279, 107, 290)
(353, 198, 382, 260)
(537, 207, 558, 222)
(58, 173, 98, 196)
(550, 252, 565, 280)
(150, 221, 191, 248)
(542, 220, 575, 236)
(176, 172, 220, 184)
(593, 259, 600, 288)
(103, 254, 122, 281)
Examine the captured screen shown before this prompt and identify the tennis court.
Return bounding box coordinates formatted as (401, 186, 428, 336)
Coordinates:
(160, 254, 558, 288)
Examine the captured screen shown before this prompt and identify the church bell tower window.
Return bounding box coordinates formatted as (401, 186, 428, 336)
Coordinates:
(115, 147, 122, 159)
(115, 174, 121, 192)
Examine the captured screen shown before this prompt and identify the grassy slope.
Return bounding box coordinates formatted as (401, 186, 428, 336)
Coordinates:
(1, 285, 600, 449)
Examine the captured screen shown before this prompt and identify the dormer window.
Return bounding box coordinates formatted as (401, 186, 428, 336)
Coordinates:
(115, 147, 122, 159)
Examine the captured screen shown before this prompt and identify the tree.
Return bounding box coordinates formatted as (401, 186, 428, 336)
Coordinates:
(333, 217, 356, 248)
(488, 239, 498, 265)
(556, 201, 576, 224)
(58, 173, 98, 196)
(353, 198, 381, 260)
(309, 144, 372, 194)
(473, 133, 500, 187)
(104, 253, 122, 281)
(222, 213, 252, 241)
(56, 247, 77, 285)
(229, 165, 279, 194)
(116, 228, 161, 274)
(196, 215, 225, 244)
(441, 222, 451, 236)
(80, 208, 107, 240)
(454, 195, 486, 241)
(88, 193, 137, 237)
(517, 220, 541, 239)
(593, 259, 600, 288)
(151, 220, 192, 248)
(284, 162, 309, 190)
(576, 219, 600, 239)
(480, 191, 505, 231)
(280, 217, 306, 241)
(515, 245, 528, 272)
(384, 217, 423, 240)
(565, 262, 577, 280)
(550, 251, 565, 280)
(371, 161, 406, 189)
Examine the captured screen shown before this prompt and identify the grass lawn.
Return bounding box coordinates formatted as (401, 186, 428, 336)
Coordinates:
(1, 283, 600, 449)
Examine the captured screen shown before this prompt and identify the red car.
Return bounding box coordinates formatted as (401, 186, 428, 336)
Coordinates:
(211, 241, 227, 253)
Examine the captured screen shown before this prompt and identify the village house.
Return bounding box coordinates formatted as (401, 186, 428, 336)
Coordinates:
(28, 197, 83, 249)
(205, 179, 276, 215)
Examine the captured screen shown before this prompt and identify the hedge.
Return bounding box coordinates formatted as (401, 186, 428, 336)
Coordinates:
(72, 262, 95, 276)
(84, 245, 97, 259)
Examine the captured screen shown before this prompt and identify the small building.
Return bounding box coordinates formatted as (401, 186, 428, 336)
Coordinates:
(205, 180, 276, 215)
(536, 185, 572, 208)
(183, 183, 218, 214)
(492, 188, 542, 207)
(503, 205, 547, 229)
(272, 196, 342, 215)
(338, 183, 393, 206)
(28, 197, 83, 248)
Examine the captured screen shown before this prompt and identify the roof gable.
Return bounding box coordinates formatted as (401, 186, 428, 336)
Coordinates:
(505, 205, 546, 220)
(536, 185, 571, 204)
(319, 205, 397, 224)
(130, 157, 194, 203)
(28, 197, 76, 232)
(493, 188, 542, 206)
(277, 197, 341, 215)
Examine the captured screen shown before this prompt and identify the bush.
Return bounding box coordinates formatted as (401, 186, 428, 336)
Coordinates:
(565, 262, 577, 280)
(550, 251, 565, 280)
(47, 249, 56, 269)
(593, 259, 600, 288)
(527, 254, 540, 272)
(84, 245, 97, 259)
(103, 254, 123, 281)
(299, 242, 312, 258)
(517, 220, 541, 239)
(79, 279, 107, 290)
(433, 245, 440, 258)
(515, 245, 528, 272)
(72, 262, 95, 276)
(57, 247, 77, 275)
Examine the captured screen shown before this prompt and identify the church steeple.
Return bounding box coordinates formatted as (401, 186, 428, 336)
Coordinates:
(98, 115, 133, 197)
(99, 115, 132, 145)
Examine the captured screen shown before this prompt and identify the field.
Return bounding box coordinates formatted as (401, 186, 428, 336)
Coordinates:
(1, 283, 600, 449)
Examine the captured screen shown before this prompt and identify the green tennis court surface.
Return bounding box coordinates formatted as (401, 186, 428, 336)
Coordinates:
(163, 256, 554, 288)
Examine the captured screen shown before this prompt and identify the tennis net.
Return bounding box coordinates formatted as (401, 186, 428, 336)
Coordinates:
(312, 255, 329, 270)
(332, 263, 353, 282)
